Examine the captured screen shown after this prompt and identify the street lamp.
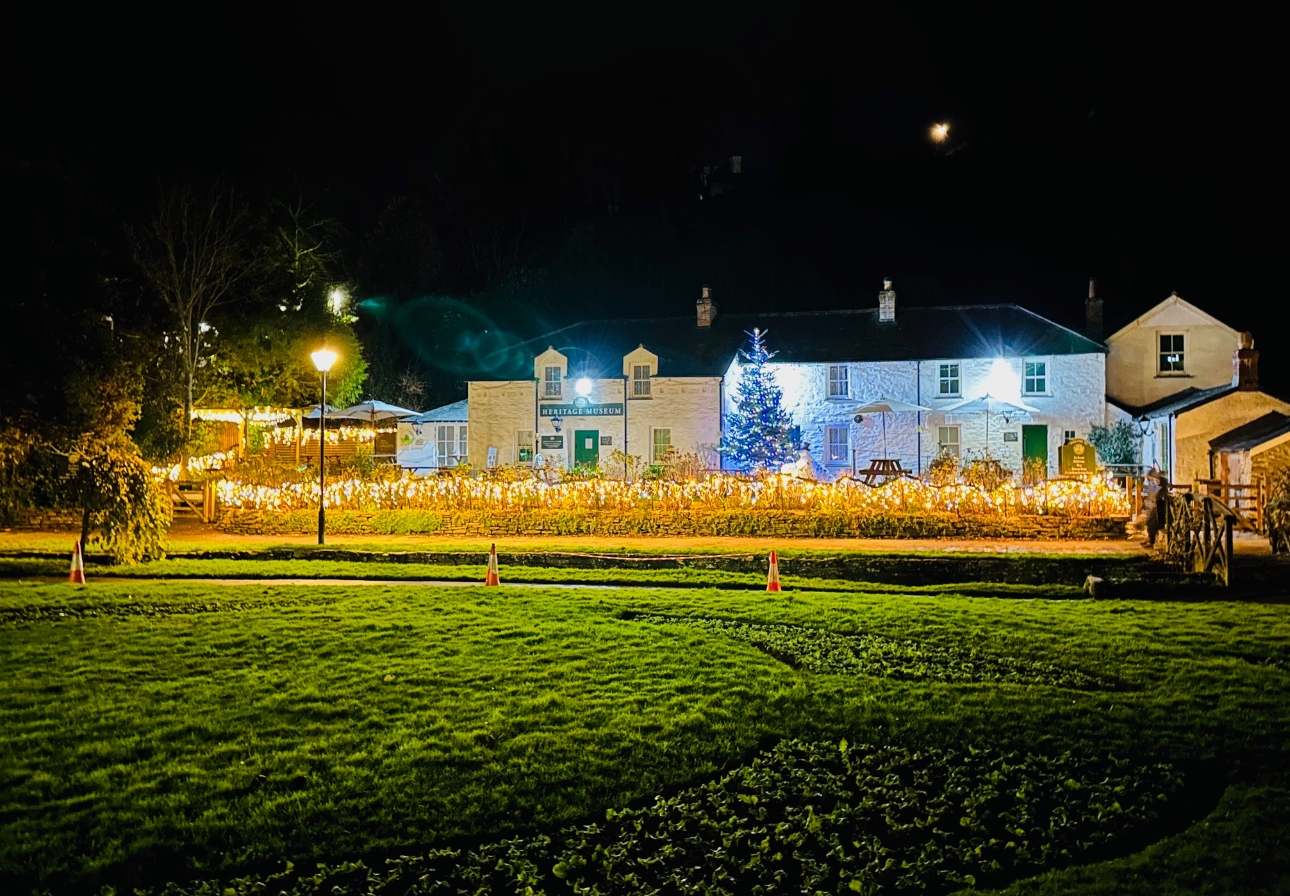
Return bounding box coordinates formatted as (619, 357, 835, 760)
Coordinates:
(311, 347, 338, 544)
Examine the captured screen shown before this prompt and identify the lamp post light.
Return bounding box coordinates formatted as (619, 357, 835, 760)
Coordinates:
(311, 347, 338, 544)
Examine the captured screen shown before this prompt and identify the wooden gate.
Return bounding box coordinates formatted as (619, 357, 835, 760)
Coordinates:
(1161, 492, 1236, 586)
(1195, 479, 1264, 532)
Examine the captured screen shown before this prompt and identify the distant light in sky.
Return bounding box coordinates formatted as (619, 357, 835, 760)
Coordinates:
(930, 123, 950, 143)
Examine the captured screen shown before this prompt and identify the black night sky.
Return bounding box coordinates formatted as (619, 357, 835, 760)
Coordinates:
(6, 11, 1283, 406)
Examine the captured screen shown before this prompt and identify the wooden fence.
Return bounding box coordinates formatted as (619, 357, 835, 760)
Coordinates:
(1161, 492, 1236, 586)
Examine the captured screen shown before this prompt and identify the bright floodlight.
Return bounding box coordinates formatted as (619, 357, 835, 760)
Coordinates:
(575, 377, 593, 396)
(311, 348, 338, 373)
(329, 287, 348, 315)
(983, 358, 1020, 400)
(931, 123, 950, 143)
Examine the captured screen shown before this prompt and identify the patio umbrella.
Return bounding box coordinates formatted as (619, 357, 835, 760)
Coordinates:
(332, 400, 421, 424)
(853, 396, 931, 459)
(942, 393, 1039, 457)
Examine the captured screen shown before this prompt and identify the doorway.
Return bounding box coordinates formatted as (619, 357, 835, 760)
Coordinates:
(1022, 424, 1048, 480)
(573, 430, 599, 468)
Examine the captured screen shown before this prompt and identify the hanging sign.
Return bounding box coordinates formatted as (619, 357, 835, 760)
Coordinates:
(540, 403, 624, 417)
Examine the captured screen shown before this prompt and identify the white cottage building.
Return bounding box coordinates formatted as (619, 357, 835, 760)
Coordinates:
(465, 282, 1108, 478)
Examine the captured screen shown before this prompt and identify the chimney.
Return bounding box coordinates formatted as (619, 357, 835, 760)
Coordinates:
(1233, 332, 1259, 390)
(696, 284, 717, 327)
(730, 155, 742, 174)
(1085, 277, 1104, 341)
(878, 278, 896, 322)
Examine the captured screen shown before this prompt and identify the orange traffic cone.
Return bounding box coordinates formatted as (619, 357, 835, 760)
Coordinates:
(69, 539, 86, 584)
(766, 550, 781, 592)
(484, 542, 500, 586)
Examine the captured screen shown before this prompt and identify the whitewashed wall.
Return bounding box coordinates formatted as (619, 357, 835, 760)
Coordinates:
(722, 353, 1106, 478)
(469, 375, 722, 470)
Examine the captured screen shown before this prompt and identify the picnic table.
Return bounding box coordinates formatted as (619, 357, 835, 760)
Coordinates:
(854, 458, 907, 485)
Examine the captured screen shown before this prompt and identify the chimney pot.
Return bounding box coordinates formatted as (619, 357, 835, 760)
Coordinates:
(1084, 278, 1104, 341)
(1233, 332, 1259, 390)
(696, 284, 717, 327)
(878, 279, 896, 322)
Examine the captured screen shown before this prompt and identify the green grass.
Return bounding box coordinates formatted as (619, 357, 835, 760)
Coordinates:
(1, 580, 1288, 893)
(0, 556, 1089, 598)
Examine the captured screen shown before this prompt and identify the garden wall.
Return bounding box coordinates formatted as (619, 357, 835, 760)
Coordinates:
(216, 508, 1128, 539)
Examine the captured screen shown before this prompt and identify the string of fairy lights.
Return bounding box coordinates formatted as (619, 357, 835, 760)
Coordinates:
(213, 473, 1129, 517)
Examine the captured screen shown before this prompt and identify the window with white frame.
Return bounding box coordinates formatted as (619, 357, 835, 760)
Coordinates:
(1159, 334, 1185, 373)
(1023, 360, 1047, 394)
(826, 425, 849, 463)
(436, 425, 467, 467)
(828, 365, 849, 398)
(632, 364, 651, 397)
(516, 430, 534, 463)
(937, 425, 960, 459)
(938, 363, 961, 397)
(1063, 430, 1076, 441)
(543, 366, 562, 397)
(651, 428, 672, 462)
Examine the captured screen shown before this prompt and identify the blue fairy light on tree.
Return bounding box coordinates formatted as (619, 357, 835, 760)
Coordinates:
(720, 328, 797, 471)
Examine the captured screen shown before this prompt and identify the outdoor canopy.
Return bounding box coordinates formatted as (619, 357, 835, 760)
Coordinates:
(853, 396, 931, 459)
(942, 393, 1040, 457)
(332, 400, 422, 422)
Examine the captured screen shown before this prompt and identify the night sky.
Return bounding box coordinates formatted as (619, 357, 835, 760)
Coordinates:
(6, 12, 1282, 399)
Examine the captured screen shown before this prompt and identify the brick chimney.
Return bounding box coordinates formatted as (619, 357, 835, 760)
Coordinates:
(696, 284, 717, 327)
(1085, 277, 1104, 341)
(878, 279, 896, 322)
(1233, 332, 1259, 390)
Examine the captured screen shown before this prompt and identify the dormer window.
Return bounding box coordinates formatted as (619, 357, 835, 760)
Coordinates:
(543, 366, 562, 397)
(632, 364, 651, 397)
(1159, 334, 1185, 373)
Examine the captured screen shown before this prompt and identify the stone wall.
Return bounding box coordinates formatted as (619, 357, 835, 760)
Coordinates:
(1253, 440, 1290, 485)
(218, 507, 1127, 539)
(726, 353, 1106, 478)
(1174, 391, 1290, 483)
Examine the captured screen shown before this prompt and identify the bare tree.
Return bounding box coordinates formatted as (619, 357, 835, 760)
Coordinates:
(130, 181, 253, 441)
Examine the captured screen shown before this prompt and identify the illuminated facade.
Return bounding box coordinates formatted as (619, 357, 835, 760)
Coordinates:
(466, 283, 1108, 477)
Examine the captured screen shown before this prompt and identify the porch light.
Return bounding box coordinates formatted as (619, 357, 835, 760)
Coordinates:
(575, 377, 593, 396)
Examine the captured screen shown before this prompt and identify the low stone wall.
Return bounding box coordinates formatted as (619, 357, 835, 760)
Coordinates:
(216, 508, 1128, 540)
(3, 509, 82, 531)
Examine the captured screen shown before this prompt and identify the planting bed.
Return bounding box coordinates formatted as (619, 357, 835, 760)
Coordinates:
(145, 740, 1184, 896)
(627, 612, 1116, 689)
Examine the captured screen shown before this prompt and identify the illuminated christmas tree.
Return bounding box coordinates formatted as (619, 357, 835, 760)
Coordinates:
(720, 328, 797, 471)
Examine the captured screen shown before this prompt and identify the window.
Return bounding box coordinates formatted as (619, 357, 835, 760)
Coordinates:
(826, 425, 849, 463)
(436, 425, 467, 467)
(937, 425, 961, 459)
(652, 428, 672, 462)
(516, 430, 534, 464)
(1063, 430, 1076, 441)
(543, 366, 562, 397)
(1023, 360, 1047, 394)
(1159, 334, 1185, 373)
(632, 364, 651, 397)
(938, 363, 961, 397)
(828, 365, 849, 398)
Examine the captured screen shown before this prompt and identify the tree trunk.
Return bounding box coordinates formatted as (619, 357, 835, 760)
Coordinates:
(80, 504, 91, 550)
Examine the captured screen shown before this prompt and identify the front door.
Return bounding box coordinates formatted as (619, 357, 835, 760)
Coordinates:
(574, 430, 599, 468)
(1022, 424, 1048, 479)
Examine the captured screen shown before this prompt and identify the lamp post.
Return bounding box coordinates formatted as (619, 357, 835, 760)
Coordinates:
(311, 347, 338, 544)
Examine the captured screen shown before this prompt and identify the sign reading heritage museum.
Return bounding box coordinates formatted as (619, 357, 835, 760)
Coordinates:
(540, 403, 624, 417)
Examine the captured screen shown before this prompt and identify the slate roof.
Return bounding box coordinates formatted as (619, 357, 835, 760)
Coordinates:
(409, 400, 468, 423)
(482, 304, 1105, 380)
(1209, 412, 1290, 452)
(1115, 385, 1238, 419)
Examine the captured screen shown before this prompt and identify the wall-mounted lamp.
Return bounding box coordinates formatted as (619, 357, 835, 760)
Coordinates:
(551, 415, 563, 433)
(1133, 417, 1152, 437)
(575, 377, 593, 397)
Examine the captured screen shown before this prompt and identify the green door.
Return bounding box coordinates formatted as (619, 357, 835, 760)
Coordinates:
(574, 430, 599, 468)
(1022, 424, 1048, 477)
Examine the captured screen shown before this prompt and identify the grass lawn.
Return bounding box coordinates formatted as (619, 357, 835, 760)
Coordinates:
(1, 580, 1288, 894)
